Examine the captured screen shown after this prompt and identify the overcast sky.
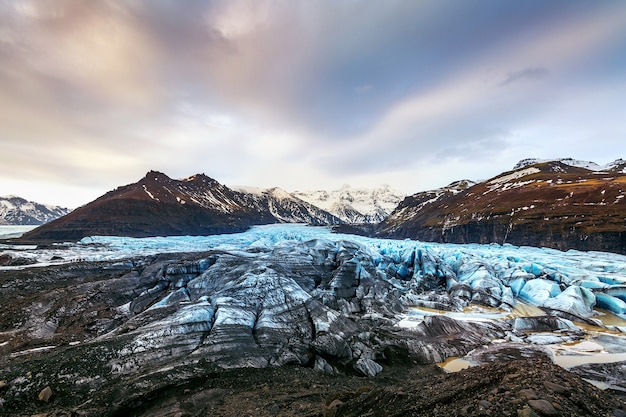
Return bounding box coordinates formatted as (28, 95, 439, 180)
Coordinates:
(1, 0, 625, 208)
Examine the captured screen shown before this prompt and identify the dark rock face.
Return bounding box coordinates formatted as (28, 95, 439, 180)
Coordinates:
(378, 160, 626, 254)
(19, 172, 342, 243)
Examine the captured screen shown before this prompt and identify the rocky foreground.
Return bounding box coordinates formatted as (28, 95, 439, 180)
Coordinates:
(1, 227, 626, 416)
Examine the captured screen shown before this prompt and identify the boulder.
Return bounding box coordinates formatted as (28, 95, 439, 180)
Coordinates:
(354, 358, 383, 377)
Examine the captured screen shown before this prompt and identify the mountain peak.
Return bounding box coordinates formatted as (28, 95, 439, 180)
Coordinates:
(141, 170, 172, 183)
(182, 173, 218, 184)
(0, 195, 70, 226)
(293, 185, 405, 224)
(513, 158, 605, 171)
(145, 170, 169, 178)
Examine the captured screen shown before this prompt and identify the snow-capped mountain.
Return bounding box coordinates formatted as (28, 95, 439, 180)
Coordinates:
(380, 179, 476, 228)
(513, 157, 626, 172)
(21, 171, 343, 242)
(235, 186, 342, 226)
(378, 158, 626, 254)
(0, 195, 70, 225)
(292, 185, 405, 223)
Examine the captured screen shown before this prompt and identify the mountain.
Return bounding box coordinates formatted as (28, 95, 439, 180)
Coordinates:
(513, 157, 626, 173)
(292, 184, 405, 223)
(0, 195, 70, 225)
(19, 171, 342, 243)
(235, 186, 343, 225)
(378, 158, 626, 254)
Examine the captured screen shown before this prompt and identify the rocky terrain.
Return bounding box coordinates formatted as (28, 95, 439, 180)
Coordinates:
(0, 196, 70, 226)
(1, 225, 625, 416)
(18, 172, 342, 243)
(378, 158, 626, 254)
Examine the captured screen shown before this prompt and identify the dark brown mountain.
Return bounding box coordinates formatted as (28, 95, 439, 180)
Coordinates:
(377, 159, 626, 254)
(19, 171, 341, 243)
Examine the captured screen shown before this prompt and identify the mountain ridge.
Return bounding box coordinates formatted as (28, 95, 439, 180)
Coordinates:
(292, 184, 405, 223)
(377, 158, 626, 254)
(18, 171, 343, 242)
(0, 195, 70, 225)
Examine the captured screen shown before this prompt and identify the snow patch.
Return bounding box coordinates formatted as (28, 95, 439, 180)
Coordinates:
(142, 185, 158, 201)
(489, 168, 540, 185)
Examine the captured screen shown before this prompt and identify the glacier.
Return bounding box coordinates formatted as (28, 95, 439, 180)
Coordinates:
(2, 223, 626, 320)
(2, 222, 626, 414)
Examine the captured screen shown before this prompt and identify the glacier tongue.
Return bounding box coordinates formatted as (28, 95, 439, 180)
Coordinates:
(2, 224, 626, 378)
(4, 224, 626, 320)
(62, 225, 622, 373)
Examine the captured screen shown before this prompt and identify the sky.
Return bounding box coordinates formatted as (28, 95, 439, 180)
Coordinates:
(1, 0, 625, 208)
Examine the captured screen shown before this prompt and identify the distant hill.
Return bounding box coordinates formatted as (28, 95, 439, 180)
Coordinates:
(0, 195, 70, 225)
(20, 171, 343, 243)
(377, 158, 626, 254)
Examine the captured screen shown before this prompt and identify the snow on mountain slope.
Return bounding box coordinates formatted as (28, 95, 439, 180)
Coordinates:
(382, 180, 476, 227)
(378, 159, 626, 254)
(21, 172, 345, 243)
(0, 195, 70, 225)
(513, 157, 626, 172)
(234, 186, 343, 225)
(292, 185, 405, 223)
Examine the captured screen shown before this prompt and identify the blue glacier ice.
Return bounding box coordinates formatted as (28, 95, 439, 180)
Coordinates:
(595, 293, 626, 314)
(3, 224, 626, 318)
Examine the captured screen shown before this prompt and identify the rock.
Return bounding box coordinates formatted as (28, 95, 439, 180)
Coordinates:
(478, 399, 492, 411)
(0, 254, 35, 266)
(528, 399, 558, 416)
(314, 356, 336, 374)
(38, 386, 52, 402)
(518, 406, 540, 417)
(0, 380, 6, 389)
(353, 358, 383, 377)
(323, 399, 344, 417)
(543, 381, 568, 394)
(513, 316, 578, 332)
(519, 389, 538, 400)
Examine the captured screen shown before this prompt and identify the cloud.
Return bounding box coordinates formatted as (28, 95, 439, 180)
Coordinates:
(1, 1, 626, 206)
(501, 66, 550, 86)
